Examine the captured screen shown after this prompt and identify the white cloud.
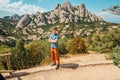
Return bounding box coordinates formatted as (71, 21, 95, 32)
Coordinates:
(38, 0, 42, 2)
(0, 0, 46, 15)
(98, 12, 120, 23)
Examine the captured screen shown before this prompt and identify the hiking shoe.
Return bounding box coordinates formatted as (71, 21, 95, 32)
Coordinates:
(51, 63, 56, 66)
(56, 65, 60, 70)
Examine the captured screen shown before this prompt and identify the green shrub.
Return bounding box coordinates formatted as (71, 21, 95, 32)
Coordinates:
(0, 45, 12, 70)
(110, 46, 120, 68)
(11, 40, 51, 70)
(11, 39, 29, 70)
(59, 39, 68, 55)
(66, 39, 72, 51)
(0, 58, 6, 70)
(85, 30, 120, 53)
(25, 40, 51, 66)
(0, 45, 12, 54)
(68, 37, 87, 54)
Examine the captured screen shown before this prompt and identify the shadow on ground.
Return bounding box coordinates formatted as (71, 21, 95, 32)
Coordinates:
(60, 63, 79, 69)
(4, 63, 79, 80)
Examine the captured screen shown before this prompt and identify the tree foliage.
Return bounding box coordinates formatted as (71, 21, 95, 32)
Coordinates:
(85, 30, 120, 53)
(10, 40, 51, 70)
(11, 39, 29, 69)
(110, 46, 120, 68)
(103, 4, 120, 15)
(25, 40, 51, 66)
(59, 39, 68, 55)
(68, 37, 87, 54)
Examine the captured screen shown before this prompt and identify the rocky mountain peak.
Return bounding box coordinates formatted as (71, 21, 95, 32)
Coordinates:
(62, 1, 71, 7)
(62, 1, 74, 14)
(80, 3, 86, 9)
(10, 14, 21, 20)
(16, 2, 103, 28)
(55, 3, 61, 9)
(35, 11, 41, 16)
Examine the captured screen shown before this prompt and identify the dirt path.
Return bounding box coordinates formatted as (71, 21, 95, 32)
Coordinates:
(7, 65, 120, 80)
(3, 53, 120, 80)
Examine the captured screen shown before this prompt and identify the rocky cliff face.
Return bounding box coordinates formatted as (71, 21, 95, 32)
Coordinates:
(16, 14, 31, 28)
(16, 2, 103, 28)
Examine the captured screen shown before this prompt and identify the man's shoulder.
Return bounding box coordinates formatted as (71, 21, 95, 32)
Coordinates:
(55, 34, 59, 38)
(56, 33, 59, 36)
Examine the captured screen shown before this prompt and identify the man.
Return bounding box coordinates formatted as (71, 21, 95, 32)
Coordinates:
(49, 27, 60, 70)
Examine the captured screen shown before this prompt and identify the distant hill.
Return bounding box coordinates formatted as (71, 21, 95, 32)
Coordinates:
(0, 18, 16, 36)
(13, 21, 120, 40)
(3, 14, 22, 21)
(0, 18, 17, 46)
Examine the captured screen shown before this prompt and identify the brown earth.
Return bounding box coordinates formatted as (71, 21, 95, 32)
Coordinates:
(3, 53, 120, 80)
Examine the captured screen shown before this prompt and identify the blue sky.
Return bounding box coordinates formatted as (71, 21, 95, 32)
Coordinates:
(0, 0, 120, 23)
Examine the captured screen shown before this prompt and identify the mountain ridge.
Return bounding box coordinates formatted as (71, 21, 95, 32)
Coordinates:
(2, 14, 22, 21)
(16, 2, 103, 28)
(0, 2, 120, 46)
